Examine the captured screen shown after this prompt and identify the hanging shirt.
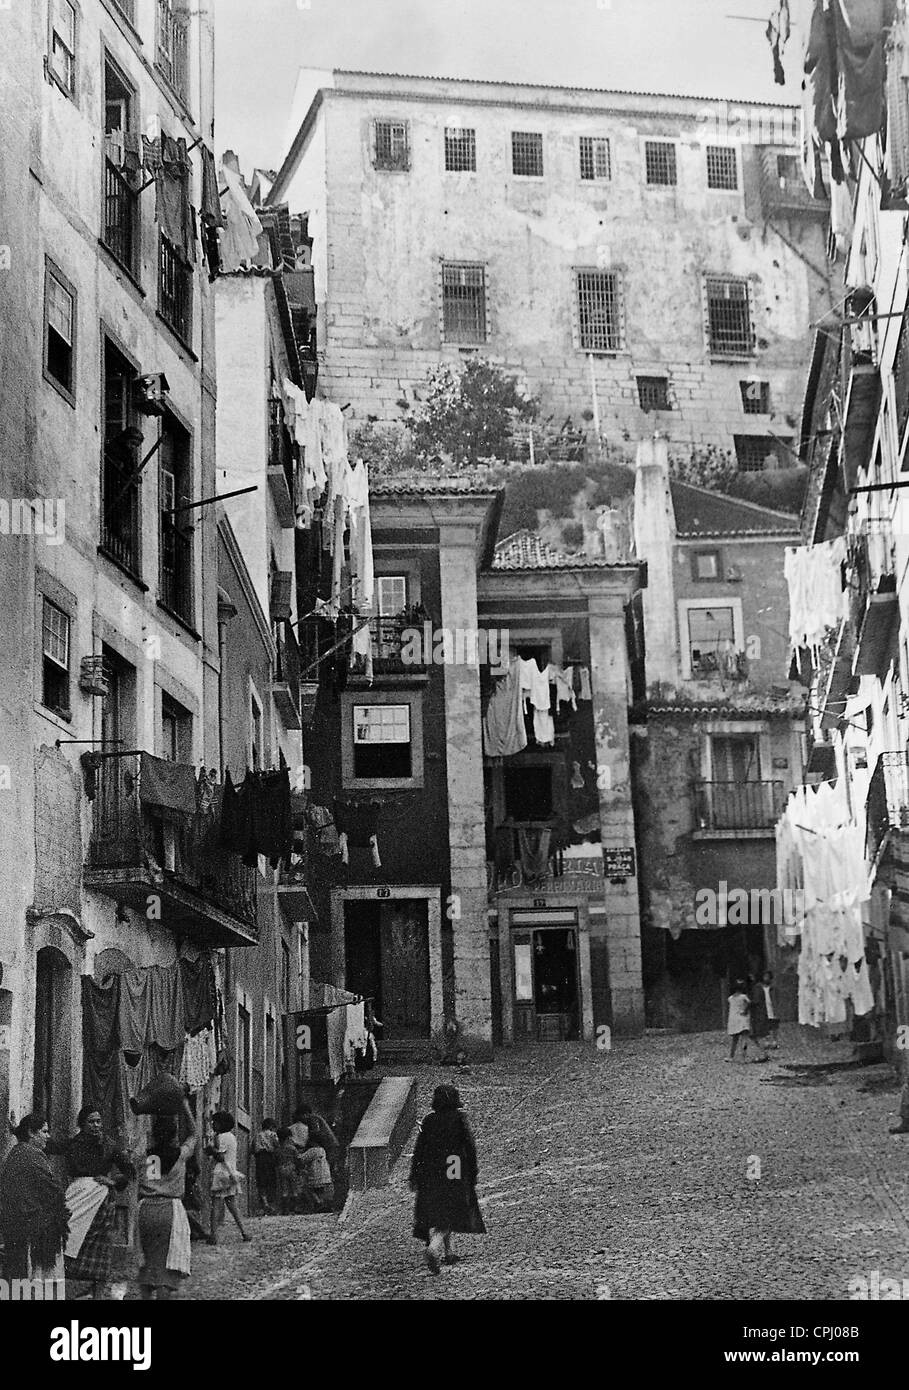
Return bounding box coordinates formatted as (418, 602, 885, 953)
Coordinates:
(482, 659, 528, 758)
(219, 163, 263, 271)
(347, 460, 374, 610)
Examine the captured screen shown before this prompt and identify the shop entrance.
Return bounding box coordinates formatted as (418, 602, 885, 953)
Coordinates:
(511, 909, 580, 1042)
(344, 898, 431, 1040)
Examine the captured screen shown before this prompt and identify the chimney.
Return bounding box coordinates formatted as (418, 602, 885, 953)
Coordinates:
(633, 435, 679, 693)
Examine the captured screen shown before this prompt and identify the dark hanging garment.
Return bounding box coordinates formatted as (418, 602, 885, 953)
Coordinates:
(81, 974, 122, 1135)
(805, 0, 840, 144)
(766, 2, 791, 85)
(331, 613, 353, 694)
(157, 134, 196, 266)
(833, 0, 887, 140)
(200, 144, 224, 229)
(139, 752, 198, 817)
(179, 956, 217, 1035)
(219, 769, 243, 851)
(333, 799, 382, 846)
(252, 768, 294, 868)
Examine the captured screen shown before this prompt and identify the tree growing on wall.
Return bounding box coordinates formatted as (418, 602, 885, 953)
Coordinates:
(410, 358, 539, 467)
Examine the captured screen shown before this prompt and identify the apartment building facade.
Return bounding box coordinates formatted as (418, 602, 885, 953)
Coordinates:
(268, 69, 831, 466)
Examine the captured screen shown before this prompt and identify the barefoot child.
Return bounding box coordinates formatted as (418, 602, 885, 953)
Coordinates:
(726, 981, 752, 1061)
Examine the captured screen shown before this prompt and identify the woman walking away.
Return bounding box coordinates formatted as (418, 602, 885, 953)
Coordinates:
(207, 1111, 250, 1244)
(50, 1105, 133, 1299)
(726, 981, 757, 1062)
(0, 1113, 70, 1291)
(410, 1084, 486, 1276)
(137, 1099, 196, 1300)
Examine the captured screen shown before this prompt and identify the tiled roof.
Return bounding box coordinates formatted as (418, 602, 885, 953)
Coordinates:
(370, 476, 499, 497)
(492, 529, 634, 570)
(644, 700, 806, 718)
(670, 481, 800, 538)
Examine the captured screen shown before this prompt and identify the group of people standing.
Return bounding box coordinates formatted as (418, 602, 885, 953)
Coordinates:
(253, 1105, 338, 1215)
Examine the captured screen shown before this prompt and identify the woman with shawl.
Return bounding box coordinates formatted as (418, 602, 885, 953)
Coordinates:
(409, 1084, 486, 1276)
(49, 1105, 134, 1298)
(0, 1112, 70, 1288)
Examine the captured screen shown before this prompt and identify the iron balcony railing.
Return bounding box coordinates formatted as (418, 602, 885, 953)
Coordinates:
(156, 0, 189, 103)
(103, 158, 137, 271)
(88, 757, 258, 931)
(692, 779, 785, 832)
(101, 448, 140, 574)
(159, 234, 192, 344)
(370, 615, 431, 672)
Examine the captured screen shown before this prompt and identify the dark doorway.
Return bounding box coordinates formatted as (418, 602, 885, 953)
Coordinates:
(33, 946, 72, 1131)
(533, 930, 579, 1019)
(344, 898, 431, 1039)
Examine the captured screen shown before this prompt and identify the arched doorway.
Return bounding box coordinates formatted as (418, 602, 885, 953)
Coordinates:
(33, 946, 73, 1131)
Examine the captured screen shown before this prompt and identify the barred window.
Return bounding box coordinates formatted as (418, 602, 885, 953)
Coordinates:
(512, 131, 544, 177)
(733, 435, 777, 472)
(740, 379, 770, 414)
(442, 261, 487, 343)
(706, 145, 738, 190)
(580, 136, 611, 181)
(373, 120, 410, 171)
(705, 275, 754, 357)
(645, 140, 677, 186)
(445, 127, 476, 172)
(576, 270, 623, 352)
(637, 376, 670, 411)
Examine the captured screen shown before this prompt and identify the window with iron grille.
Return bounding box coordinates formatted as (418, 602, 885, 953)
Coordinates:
(576, 270, 623, 352)
(445, 127, 476, 172)
(580, 136, 611, 181)
(706, 144, 738, 190)
(733, 435, 777, 472)
(101, 339, 140, 574)
(645, 140, 677, 185)
(102, 59, 138, 272)
(512, 131, 544, 177)
(740, 379, 770, 414)
(704, 275, 754, 357)
(159, 414, 193, 623)
(158, 233, 193, 344)
(441, 261, 487, 343)
(44, 262, 76, 402)
(49, 0, 77, 97)
(156, 0, 189, 105)
(637, 376, 670, 411)
(42, 598, 71, 713)
(373, 120, 410, 171)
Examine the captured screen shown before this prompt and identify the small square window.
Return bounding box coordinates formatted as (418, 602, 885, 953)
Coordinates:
(645, 140, 677, 186)
(706, 145, 738, 190)
(42, 597, 71, 712)
(692, 550, 721, 581)
(512, 131, 544, 177)
(576, 270, 623, 352)
(441, 261, 487, 344)
(445, 127, 476, 172)
(49, 0, 77, 96)
(580, 136, 611, 181)
(740, 379, 770, 414)
(734, 435, 780, 472)
(637, 376, 670, 411)
(373, 120, 410, 171)
(45, 264, 75, 399)
(353, 704, 412, 779)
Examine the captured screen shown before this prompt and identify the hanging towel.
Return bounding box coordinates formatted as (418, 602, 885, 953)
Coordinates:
(140, 752, 198, 817)
(119, 970, 152, 1055)
(157, 134, 195, 266)
(326, 1006, 347, 1084)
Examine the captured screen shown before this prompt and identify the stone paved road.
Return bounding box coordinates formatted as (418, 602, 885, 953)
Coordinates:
(179, 1027, 909, 1300)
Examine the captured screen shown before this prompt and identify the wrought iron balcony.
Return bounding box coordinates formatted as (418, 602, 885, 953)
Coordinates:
(85, 758, 258, 946)
(103, 159, 138, 272)
(156, 0, 189, 103)
(277, 792, 311, 919)
(158, 234, 192, 344)
(160, 515, 193, 624)
(691, 779, 785, 833)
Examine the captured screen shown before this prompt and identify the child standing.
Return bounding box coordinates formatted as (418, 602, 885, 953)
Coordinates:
(760, 971, 780, 1049)
(726, 981, 754, 1062)
(206, 1111, 251, 1245)
(253, 1118, 279, 1215)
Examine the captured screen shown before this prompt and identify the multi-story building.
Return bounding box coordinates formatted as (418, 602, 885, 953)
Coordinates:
(300, 479, 646, 1051)
(267, 68, 831, 465)
(631, 438, 806, 1031)
(781, 1, 909, 1069)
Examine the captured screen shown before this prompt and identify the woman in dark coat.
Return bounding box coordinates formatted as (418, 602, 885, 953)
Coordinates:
(410, 1085, 486, 1275)
(0, 1113, 70, 1287)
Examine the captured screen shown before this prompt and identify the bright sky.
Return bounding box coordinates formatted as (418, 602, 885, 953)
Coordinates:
(214, 0, 803, 172)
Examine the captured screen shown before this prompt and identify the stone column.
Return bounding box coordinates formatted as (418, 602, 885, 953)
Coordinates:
(438, 524, 492, 1051)
(633, 435, 678, 692)
(589, 594, 645, 1035)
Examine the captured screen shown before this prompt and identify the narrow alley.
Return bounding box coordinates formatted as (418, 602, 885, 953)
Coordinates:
(183, 1031, 909, 1301)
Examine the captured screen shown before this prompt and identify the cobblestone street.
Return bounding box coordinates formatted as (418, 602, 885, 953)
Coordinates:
(180, 1027, 909, 1301)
